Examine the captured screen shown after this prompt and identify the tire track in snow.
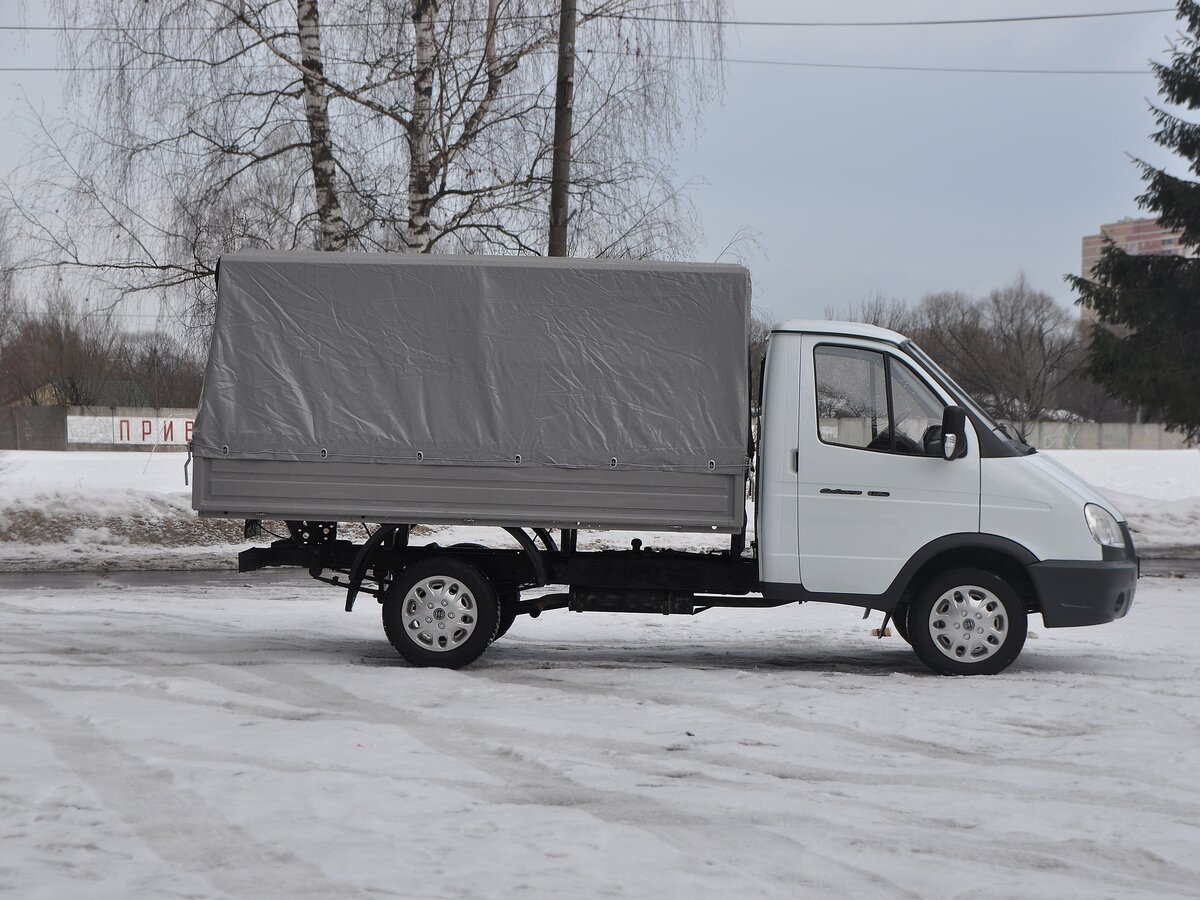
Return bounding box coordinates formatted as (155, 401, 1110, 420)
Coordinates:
(4, 625, 892, 896)
(0, 680, 353, 899)
(241, 664, 1199, 900)
(476, 648, 1197, 792)
(5, 583, 1199, 898)
(13, 622, 1200, 888)
(236, 663, 921, 900)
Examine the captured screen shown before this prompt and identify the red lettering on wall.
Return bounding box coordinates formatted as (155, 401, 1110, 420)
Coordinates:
(118, 419, 131, 441)
(185, 420, 194, 442)
(141, 420, 153, 440)
(162, 421, 174, 441)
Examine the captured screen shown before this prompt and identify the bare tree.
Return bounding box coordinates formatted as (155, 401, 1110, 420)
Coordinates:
(0, 289, 122, 407)
(8, 0, 725, 326)
(0, 210, 22, 354)
(116, 330, 205, 408)
(827, 278, 1082, 439)
(825, 293, 917, 333)
(907, 290, 991, 395)
(909, 278, 1079, 440)
(982, 275, 1079, 437)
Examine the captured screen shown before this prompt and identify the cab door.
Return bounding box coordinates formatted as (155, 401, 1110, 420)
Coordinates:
(796, 337, 980, 595)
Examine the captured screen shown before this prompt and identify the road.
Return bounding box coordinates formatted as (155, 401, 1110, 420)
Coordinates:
(1141, 557, 1200, 577)
(1, 571, 1197, 898)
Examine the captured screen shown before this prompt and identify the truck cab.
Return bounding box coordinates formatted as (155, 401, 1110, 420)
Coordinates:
(757, 320, 1137, 674)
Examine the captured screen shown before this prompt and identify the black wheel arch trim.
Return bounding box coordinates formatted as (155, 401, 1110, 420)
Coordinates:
(341, 524, 546, 613)
(760, 532, 1040, 612)
(503, 527, 549, 586)
(344, 524, 404, 612)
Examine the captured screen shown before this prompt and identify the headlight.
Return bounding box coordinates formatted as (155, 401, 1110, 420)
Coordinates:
(1084, 503, 1124, 548)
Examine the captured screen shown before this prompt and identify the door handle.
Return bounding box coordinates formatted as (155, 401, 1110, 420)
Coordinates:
(820, 488, 863, 495)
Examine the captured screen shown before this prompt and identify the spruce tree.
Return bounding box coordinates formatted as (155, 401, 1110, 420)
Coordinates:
(1070, 0, 1200, 439)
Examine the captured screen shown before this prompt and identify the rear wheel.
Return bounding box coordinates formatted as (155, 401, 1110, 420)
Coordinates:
(382, 557, 500, 668)
(908, 568, 1027, 676)
(492, 592, 519, 643)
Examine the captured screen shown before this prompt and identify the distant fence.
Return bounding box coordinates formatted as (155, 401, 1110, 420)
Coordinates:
(1004, 421, 1191, 451)
(812, 419, 1189, 453)
(0, 406, 196, 451)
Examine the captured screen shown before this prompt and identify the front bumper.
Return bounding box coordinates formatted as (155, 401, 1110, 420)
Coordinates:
(1028, 524, 1138, 628)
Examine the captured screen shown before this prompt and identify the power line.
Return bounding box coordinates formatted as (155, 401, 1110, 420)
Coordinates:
(587, 50, 1150, 76)
(0, 9, 1164, 80)
(0, 50, 1152, 77)
(0, 7, 1176, 34)
(590, 8, 1176, 28)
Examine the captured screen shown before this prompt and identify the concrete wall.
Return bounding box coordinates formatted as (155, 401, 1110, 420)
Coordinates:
(1010, 421, 1191, 451)
(66, 407, 196, 451)
(0, 407, 68, 451)
(818, 418, 1190, 451)
(0, 407, 196, 451)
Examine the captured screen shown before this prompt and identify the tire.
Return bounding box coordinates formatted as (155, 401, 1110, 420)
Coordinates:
(891, 602, 911, 644)
(492, 592, 519, 643)
(908, 568, 1028, 676)
(382, 557, 500, 669)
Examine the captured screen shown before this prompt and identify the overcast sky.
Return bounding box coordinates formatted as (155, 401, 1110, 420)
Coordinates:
(676, 0, 1179, 321)
(0, 0, 1185, 324)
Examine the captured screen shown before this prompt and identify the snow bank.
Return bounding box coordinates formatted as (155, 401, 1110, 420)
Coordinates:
(0, 448, 1197, 570)
(0, 450, 250, 570)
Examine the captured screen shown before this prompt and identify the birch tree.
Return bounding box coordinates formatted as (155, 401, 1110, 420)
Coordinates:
(8, 0, 725, 324)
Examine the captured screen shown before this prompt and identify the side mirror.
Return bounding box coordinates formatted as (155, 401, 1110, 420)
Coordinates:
(941, 405, 968, 461)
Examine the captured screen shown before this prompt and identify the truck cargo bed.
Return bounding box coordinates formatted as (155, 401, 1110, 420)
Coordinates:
(194, 456, 744, 531)
(192, 251, 751, 532)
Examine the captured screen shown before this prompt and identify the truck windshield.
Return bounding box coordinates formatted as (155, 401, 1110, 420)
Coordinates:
(902, 341, 1036, 455)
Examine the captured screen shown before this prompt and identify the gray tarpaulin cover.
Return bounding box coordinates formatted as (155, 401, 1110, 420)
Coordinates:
(194, 251, 750, 473)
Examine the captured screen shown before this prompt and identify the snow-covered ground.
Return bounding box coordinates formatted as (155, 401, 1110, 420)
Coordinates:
(2, 448, 1197, 569)
(1, 571, 1196, 898)
(1, 452, 1197, 896)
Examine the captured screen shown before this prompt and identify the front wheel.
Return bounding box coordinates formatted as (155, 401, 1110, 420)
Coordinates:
(382, 557, 500, 668)
(908, 569, 1028, 676)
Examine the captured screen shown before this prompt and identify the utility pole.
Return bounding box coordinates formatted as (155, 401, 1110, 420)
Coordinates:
(548, 0, 577, 257)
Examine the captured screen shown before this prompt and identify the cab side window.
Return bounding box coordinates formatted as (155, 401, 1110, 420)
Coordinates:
(814, 345, 945, 455)
(814, 346, 889, 451)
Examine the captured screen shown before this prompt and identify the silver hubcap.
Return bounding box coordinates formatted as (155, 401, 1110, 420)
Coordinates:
(400, 576, 478, 652)
(928, 584, 1008, 663)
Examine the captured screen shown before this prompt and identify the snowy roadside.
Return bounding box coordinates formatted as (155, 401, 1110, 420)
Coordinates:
(0, 451, 253, 572)
(0, 448, 1197, 572)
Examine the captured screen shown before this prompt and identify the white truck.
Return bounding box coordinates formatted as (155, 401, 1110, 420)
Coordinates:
(193, 251, 1137, 675)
